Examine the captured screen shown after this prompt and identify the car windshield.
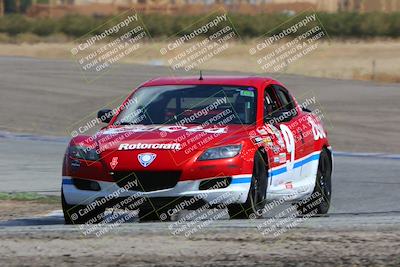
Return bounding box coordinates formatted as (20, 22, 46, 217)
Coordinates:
(114, 85, 257, 126)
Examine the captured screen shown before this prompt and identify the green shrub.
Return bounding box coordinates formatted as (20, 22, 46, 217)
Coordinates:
(0, 12, 399, 39)
(0, 14, 31, 35)
(59, 15, 98, 37)
(388, 12, 400, 37)
(358, 12, 391, 37)
(142, 14, 175, 37)
(31, 18, 58, 36)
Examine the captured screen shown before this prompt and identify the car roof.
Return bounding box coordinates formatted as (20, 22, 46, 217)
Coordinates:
(141, 76, 280, 88)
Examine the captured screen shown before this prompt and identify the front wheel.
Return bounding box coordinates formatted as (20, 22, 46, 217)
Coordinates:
(297, 148, 332, 215)
(228, 150, 267, 219)
(61, 188, 106, 224)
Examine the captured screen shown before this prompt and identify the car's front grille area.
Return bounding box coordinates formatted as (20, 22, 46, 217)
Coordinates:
(111, 171, 181, 192)
(199, 177, 232, 190)
(72, 178, 101, 191)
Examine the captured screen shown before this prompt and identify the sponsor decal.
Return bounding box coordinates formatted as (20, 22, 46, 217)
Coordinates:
(279, 152, 286, 163)
(71, 159, 80, 169)
(240, 90, 255, 97)
(308, 117, 326, 140)
(252, 134, 275, 149)
(268, 124, 286, 148)
(285, 182, 293, 189)
(138, 153, 156, 167)
(254, 127, 277, 148)
(110, 157, 118, 170)
(252, 136, 264, 145)
(264, 137, 273, 147)
(118, 143, 181, 150)
(266, 126, 274, 135)
(274, 156, 280, 163)
(272, 145, 280, 153)
(256, 126, 268, 135)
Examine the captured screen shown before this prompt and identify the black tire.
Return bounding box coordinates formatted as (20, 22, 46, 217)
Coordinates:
(61, 188, 106, 225)
(228, 150, 268, 219)
(297, 148, 332, 215)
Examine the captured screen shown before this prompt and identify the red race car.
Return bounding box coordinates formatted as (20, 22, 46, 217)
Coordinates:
(61, 76, 332, 224)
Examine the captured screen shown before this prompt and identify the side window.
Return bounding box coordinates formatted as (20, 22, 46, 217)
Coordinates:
(273, 85, 296, 112)
(264, 86, 280, 119)
(264, 85, 297, 122)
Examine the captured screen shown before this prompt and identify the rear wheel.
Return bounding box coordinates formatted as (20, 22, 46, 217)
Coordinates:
(297, 148, 332, 215)
(61, 188, 106, 224)
(228, 151, 267, 219)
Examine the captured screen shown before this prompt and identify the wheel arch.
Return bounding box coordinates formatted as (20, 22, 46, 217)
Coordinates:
(255, 146, 270, 171)
(255, 146, 270, 188)
(322, 145, 334, 176)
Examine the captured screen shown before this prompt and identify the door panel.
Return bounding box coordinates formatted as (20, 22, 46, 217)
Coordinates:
(263, 84, 312, 197)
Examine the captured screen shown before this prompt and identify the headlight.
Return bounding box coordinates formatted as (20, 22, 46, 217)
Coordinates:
(68, 146, 99, 161)
(198, 145, 242, 161)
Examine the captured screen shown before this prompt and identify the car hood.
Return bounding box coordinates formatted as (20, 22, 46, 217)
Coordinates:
(93, 124, 253, 154)
(67, 124, 256, 172)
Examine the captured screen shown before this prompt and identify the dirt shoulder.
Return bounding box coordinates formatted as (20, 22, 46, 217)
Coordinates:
(1, 195, 399, 266)
(0, 41, 399, 83)
(0, 226, 399, 266)
(0, 193, 60, 221)
(0, 200, 59, 221)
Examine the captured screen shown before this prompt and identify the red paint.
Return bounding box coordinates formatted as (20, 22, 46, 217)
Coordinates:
(63, 76, 330, 182)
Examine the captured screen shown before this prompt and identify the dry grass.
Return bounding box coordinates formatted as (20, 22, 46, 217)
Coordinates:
(0, 40, 399, 83)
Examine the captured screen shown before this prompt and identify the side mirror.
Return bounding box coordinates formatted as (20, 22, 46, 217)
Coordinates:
(302, 107, 312, 113)
(97, 109, 113, 123)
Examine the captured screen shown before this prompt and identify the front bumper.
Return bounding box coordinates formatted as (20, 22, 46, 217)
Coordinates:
(62, 174, 252, 208)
